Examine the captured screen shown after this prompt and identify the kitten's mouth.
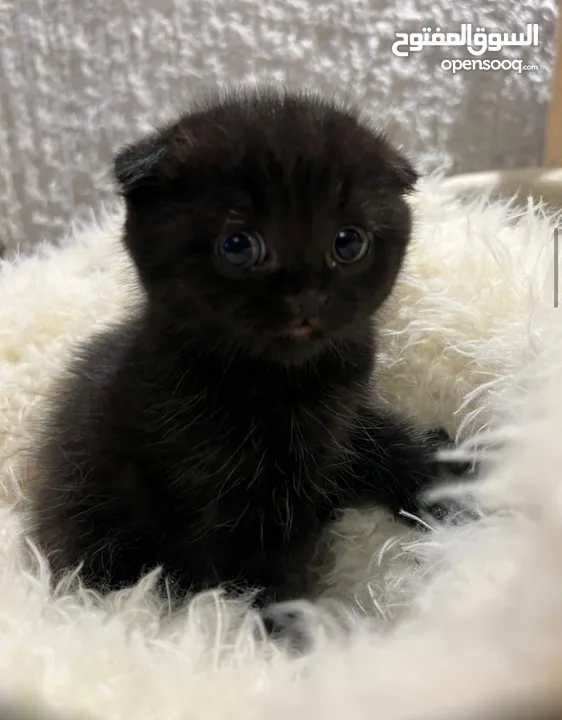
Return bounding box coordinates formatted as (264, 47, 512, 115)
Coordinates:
(281, 318, 323, 340)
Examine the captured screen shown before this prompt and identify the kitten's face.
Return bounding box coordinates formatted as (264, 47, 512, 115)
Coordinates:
(115, 88, 417, 364)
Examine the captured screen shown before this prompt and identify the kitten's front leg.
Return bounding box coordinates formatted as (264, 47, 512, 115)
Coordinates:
(335, 406, 475, 522)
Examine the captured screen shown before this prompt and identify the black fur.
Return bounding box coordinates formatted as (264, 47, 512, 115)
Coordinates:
(32, 87, 458, 606)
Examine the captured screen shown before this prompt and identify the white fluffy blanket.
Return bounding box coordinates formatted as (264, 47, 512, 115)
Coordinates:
(1, 177, 561, 719)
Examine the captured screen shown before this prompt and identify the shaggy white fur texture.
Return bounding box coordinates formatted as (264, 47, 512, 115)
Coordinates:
(0, 177, 561, 718)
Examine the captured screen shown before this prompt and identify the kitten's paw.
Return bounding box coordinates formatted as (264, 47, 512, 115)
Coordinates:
(427, 427, 452, 445)
(397, 428, 481, 528)
(399, 497, 478, 528)
(427, 427, 479, 479)
(422, 498, 480, 525)
(260, 608, 307, 653)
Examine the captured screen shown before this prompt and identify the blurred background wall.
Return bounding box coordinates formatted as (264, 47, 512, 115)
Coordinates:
(0, 0, 558, 252)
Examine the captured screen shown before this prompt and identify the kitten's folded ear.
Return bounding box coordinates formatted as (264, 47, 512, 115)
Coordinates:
(113, 135, 168, 198)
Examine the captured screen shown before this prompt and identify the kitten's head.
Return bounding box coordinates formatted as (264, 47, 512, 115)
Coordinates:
(114, 86, 418, 365)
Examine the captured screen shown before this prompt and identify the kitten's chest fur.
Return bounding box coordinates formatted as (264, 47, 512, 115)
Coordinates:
(138, 342, 365, 503)
(158, 350, 364, 591)
(209, 372, 357, 495)
(109, 326, 372, 544)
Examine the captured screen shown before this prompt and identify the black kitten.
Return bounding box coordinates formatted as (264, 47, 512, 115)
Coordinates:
(33, 86, 456, 607)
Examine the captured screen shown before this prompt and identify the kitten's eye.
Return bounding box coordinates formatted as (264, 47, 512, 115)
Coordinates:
(332, 227, 371, 264)
(220, 232, 266, 267)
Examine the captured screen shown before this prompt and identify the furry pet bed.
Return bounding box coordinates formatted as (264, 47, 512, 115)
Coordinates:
(0, 176, 561, 719)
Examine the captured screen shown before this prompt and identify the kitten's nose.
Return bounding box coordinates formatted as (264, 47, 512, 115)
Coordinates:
(288, 291, 328, 319)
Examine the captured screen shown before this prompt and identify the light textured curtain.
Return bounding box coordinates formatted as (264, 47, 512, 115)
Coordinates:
(0, 0, 558, 253)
